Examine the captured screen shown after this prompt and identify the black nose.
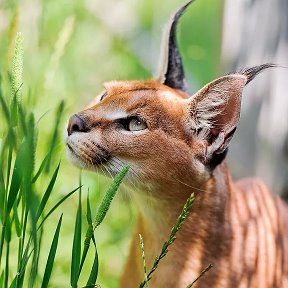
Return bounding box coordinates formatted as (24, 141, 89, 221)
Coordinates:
(67, 114, 89, 136)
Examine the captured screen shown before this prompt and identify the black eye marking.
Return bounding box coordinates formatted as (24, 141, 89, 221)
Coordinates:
(117, 116, 147, 131)
(117, 117, 133, 130)
(100, 91, 108, 101)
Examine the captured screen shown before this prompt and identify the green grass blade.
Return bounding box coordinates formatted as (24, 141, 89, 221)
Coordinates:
(0, 88, 10, 123)
(20, 114, 36, 187)
(70, 186, 82, 287)
(22, 115, 38, 288)
(94, 165, 129, 228)
(85, 241, 98, 288)
(86, 192, 92, 227)
(0, 271, 4, 287)
(15, 113, 37, 275)
(4, 215, 11, 242)
(4, 241, 10, 288)
(28, 216, 39, 286)
(17, 209, 29, 284)
(37, 186, 81, 230)
(13, 203, 21, 237)
(5, 145, 13, 200)
(0, 167, 5, 222)
(9, 277, 16, 288)
(33, 226, 44, 286)
(32, 153, 49, 183)
(17, 244, 34, 286)
(36, 110, 51, 124)
(83, 197, 99, 286)
(45, 101, 64, 173)
(79, 193, 93, 275)
(6, 142, 24, 215)
(36, 163, 60, 221)
(9, 93, 18, 128)
(41, 214, 63, 288)
(17, 105, 28, 136)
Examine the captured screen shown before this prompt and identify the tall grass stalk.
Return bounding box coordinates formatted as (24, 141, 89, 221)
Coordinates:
(139, 193, 195, 288)
(186, 264, 213, 288)
(78, 166, 130, 287)
(139, 234, 148, 288)
(11, 32, 23, 99)
(44, 16, 75, 90)
(138, 193, 213, 287)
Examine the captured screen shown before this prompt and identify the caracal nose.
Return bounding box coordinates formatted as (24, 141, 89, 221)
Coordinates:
(67, 114, 89, 136)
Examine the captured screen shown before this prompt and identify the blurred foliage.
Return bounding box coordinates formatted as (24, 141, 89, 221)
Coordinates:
(0, 0, 222, 286)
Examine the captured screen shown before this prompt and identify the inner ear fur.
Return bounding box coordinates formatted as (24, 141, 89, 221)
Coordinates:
(187, 74, 247, 167)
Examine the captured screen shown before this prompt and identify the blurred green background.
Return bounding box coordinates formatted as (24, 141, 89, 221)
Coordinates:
(0, 0, 223, 286)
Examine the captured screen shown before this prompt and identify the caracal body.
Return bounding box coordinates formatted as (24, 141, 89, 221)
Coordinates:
(66, 1, 288, 287)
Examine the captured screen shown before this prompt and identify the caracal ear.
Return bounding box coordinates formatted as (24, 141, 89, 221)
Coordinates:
(157, 0, 194, 91)
(188, 75, 246, 164)
(187, 64, 277, 169)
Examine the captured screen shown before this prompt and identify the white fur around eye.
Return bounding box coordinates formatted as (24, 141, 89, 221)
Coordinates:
(128, 118, 147, 131)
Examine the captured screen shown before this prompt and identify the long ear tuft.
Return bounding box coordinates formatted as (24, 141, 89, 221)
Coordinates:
(238, 63, 278, 84)
(157, 0, 194, 91)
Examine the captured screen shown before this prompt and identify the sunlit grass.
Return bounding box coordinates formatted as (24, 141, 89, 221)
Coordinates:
(0, 27, 130, 287)
(0, 68, 129, 286)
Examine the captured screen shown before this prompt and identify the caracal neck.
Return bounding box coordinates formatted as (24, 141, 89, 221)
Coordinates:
(121, 162, 233, 288)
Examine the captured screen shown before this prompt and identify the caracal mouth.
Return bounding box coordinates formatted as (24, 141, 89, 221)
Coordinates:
(65, 136, 111, 169)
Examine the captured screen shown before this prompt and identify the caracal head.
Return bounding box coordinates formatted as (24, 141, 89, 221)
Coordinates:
(65, 0, 275, 188)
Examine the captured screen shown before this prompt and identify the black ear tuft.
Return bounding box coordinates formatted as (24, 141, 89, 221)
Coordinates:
(158, 0, 195, 91)
(238, 63, 278, 85)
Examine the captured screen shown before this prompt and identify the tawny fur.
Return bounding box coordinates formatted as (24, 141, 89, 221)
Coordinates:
(66, 80, 288, 288)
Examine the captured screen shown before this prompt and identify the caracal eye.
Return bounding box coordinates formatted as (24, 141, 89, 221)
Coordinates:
(128, 117, 147, 131)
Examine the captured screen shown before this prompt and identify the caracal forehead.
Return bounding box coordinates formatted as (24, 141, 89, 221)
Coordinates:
(103, 80, 189, 102)
(104, 79, 169, 93)
(93, 80, 189, 119)
(87, 79, 188, 114)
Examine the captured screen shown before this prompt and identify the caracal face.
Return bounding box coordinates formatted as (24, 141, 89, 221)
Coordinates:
(65, 80, 207, 185)
(65, 0, 274, 191)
